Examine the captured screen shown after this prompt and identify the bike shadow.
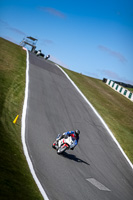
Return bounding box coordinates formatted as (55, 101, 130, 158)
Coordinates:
(61, 152, 90, 166)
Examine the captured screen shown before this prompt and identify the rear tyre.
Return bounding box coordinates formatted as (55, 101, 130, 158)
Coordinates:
(52, 141, 58, 149)
(52, 144, 56, 149)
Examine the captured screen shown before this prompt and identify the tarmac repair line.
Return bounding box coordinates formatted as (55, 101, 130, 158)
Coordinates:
(86, 178, 111, 191)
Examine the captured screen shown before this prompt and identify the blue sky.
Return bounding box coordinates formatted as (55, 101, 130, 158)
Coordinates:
(0, 0, 133, 84)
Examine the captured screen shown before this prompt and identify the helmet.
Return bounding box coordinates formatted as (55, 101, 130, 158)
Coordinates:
(75, 129, 80, 135)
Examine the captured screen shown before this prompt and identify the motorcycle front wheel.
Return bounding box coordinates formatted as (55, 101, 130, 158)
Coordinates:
(57, 145, 67, 154)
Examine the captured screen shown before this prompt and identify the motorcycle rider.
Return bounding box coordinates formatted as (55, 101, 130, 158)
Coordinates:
(53, 130, 80, 150)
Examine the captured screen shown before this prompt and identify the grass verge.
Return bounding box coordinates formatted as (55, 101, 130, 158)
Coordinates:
(61, 67, 133, 164)
(0, 37, 43, 200)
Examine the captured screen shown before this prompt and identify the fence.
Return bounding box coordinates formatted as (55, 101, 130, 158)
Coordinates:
(105, 79, 133, 102)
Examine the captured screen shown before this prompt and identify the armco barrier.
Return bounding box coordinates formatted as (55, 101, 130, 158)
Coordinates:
(105, 79, 133, 102)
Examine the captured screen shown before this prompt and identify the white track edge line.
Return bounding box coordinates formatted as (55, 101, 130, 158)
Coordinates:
(55, 64, 133, 170)
(21, 50, 49, 200)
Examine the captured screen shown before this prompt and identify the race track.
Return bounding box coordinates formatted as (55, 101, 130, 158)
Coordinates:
(25, 52, 133, 200)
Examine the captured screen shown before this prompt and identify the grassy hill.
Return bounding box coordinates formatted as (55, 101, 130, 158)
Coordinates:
(60, 67, 133, 164)
(0, 37, 132, 199)
(0, 37, 43, 200)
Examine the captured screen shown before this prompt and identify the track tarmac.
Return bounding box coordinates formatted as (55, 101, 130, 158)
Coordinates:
(25, 52, 133, 200)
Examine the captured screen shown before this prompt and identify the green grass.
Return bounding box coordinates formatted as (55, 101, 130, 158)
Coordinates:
(0, 38, 43, 200)
(61, 67, 133, 164)
(127, 88, 133, 92)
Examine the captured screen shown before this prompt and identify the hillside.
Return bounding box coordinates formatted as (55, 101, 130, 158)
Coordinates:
(61, 67, 133, 164)
(0, 37, 43, 200)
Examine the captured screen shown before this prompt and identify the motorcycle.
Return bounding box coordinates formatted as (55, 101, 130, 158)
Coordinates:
(52, 134, 73, 154)
(45, 54, 50, 60)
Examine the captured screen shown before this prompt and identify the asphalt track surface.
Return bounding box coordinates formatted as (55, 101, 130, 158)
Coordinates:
(25, 52, 133, 200)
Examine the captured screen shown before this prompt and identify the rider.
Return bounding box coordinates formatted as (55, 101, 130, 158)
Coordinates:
(55, 129, 80, 150)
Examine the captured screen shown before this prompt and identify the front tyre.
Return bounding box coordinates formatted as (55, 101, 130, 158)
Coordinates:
(57, 145, 67, 154)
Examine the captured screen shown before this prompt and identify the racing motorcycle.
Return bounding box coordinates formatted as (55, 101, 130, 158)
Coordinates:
(52, 134, 73, 154)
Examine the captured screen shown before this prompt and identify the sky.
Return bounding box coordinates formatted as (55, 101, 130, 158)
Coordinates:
(0, 0, 133, 84)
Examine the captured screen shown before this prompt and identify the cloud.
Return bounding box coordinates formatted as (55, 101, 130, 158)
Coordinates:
(98, 45, 127, 63)
(100, 69, 120, 79)
(39, 7, 66, 18)
(7, 27, 26, 36)
(0, 19, 9, 26)
(100, 69, 133, 85)
(0, 19, 26, 36)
